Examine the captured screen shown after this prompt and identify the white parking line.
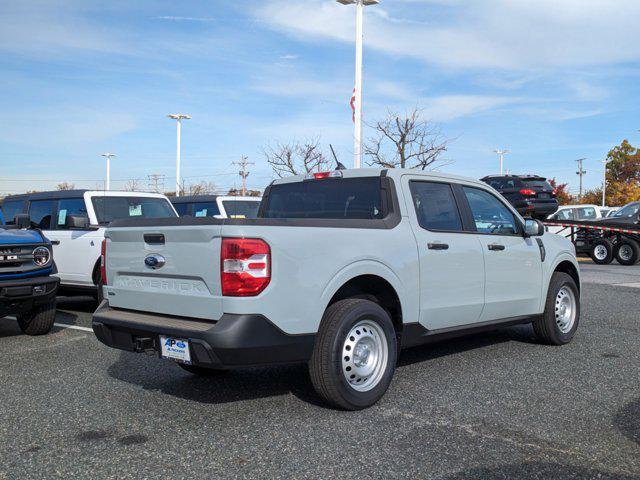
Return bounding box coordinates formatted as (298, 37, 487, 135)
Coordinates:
(53, 323, 93, 333)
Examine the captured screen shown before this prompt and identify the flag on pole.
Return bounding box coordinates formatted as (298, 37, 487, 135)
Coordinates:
(350, 87, 356, 123)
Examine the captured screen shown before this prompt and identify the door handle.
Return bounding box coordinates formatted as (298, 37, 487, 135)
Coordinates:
(50, 240, 60, 245)
(427, 242, 449, 250)
(488, 243, 505, 251)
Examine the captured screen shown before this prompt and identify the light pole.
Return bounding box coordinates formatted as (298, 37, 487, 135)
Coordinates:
(337, 0, 379, 169)
(167, 114, 191, 196)
(494, 149, 509, 175)
(100, 153, 115, 190)
(601, 158, 611, 207)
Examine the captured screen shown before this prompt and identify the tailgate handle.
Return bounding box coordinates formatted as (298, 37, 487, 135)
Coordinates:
(144, 234, 165, 245)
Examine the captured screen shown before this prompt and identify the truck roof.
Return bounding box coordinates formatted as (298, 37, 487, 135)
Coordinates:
(4, 190, 170, 201)
(272, 168, 490, 188)
(170, 195, 261, 204)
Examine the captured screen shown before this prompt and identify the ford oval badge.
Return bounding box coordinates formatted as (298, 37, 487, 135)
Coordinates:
(144, 254, 166, 270)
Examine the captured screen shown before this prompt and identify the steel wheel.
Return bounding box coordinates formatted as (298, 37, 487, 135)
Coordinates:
(341, 320, 389, 392)
(593, 244, 608, 261)
(555, 286, 577, 334)
(618, 244, 634, 262)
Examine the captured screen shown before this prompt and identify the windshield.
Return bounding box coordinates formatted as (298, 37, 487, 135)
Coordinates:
(222, 200, 260, 219)
(262, 178, 384, 219)
(92, 196, 177, 225)
(613, 202, 640, 218)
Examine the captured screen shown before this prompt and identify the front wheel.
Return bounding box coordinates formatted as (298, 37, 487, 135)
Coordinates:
(309, 299, 397, 410)
(17, 299, 57, 335)
(533, 272, 580, 345)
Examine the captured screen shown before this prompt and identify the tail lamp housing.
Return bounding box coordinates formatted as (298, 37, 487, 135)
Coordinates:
(221, 238, 271, 296)
(519, 188, 536, 196)
(100, 239, 107, 285)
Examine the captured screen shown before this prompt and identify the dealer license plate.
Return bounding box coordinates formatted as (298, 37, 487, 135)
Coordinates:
(160, 336, 191, 364)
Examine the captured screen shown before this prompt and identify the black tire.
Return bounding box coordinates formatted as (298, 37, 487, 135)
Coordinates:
(614, 239, 640, 266)
(17, 299, 57, 336)
(309, 298, 397, 410)
(177, 363, 227, 376)
(590, 238, 614, 264)
(533, 272, 580, 345)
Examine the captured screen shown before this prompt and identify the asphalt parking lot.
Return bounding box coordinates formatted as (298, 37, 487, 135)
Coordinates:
(1, 261, 639, 479)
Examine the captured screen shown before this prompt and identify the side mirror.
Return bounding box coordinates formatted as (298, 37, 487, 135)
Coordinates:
(524, 219, 545, 237)
(65, 214, 90, 229)
(14, 214, 31, 229)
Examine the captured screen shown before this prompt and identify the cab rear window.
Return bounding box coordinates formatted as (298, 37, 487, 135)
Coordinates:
(262, 178, 384, 220)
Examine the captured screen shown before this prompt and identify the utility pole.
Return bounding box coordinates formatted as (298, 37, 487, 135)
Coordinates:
(167, 114, 191, 196)
(575, 158, 586, 201)
(493, 149, 509, 175)
(337, 0, 379, 169)
(233, 156, 254, 196)
(147, 174, 165, 193)
(101, 153, 115, 190)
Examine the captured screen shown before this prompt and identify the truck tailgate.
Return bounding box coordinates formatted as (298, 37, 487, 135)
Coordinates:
(104, 225, 223, 321)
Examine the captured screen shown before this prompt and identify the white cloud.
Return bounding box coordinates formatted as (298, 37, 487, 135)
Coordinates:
(417, 95, 517, 122)
(256, 0, 640, 70)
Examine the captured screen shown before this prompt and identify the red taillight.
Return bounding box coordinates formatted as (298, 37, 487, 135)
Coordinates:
(100, 239, 107, 285)
(221, 238, 271, 297)
(308, 171, 343, 179)
(520, 188, 536, 196)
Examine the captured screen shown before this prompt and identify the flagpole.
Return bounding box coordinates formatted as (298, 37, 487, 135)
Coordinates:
(353, 0, 363, 168)
(339, 0, 378, 169)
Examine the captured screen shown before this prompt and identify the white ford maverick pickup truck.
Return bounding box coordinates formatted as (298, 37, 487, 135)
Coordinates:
(93, 169, 580, 409)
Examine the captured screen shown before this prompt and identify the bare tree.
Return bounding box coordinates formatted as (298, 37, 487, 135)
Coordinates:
(56, 182, 75, 191)
(187, 181, 217, 196)
(263, 138, 330, 178)
(364, 109, 450, 170)
(124, 179, 140, 191)
(227, 188, 262, 197)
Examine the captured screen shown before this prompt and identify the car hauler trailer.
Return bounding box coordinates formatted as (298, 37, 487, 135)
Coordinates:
(544, 219, 640, 265)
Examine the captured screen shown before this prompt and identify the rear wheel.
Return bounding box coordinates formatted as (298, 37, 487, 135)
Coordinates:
(533, 272, 580, 345)
(614, 239, 640, 266)
(309, 298, 397, 410)
(17, 299, 57, 335)
(590, 238, 614, 264)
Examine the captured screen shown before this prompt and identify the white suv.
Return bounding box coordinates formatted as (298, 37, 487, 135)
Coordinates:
(1, 190, 177, 298)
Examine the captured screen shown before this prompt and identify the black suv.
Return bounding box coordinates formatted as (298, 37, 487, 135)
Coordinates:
(481, 175, 558, 219)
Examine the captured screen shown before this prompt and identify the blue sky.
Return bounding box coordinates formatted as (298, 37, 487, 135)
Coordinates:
(1, 0, 640, 196)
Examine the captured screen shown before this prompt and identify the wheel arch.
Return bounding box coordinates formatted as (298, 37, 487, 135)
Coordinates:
(553, 259, 581, 293)
(91, 257, 101, 285)
(320, 261, 416, 334)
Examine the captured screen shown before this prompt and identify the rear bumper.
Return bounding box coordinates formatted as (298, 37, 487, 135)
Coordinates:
(0, 275, 59, 316)
(92, 301, 315, 368)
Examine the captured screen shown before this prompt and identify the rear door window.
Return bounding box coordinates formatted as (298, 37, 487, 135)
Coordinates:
(576, 207, 597, 220)
(262, 178, 384, 219)
(193, 201, 220, 217)
(28, 200, 55, 230)
(554, 209, 575, 220)
(409, 181, 463, 231)
(1, 200, 26, 224)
